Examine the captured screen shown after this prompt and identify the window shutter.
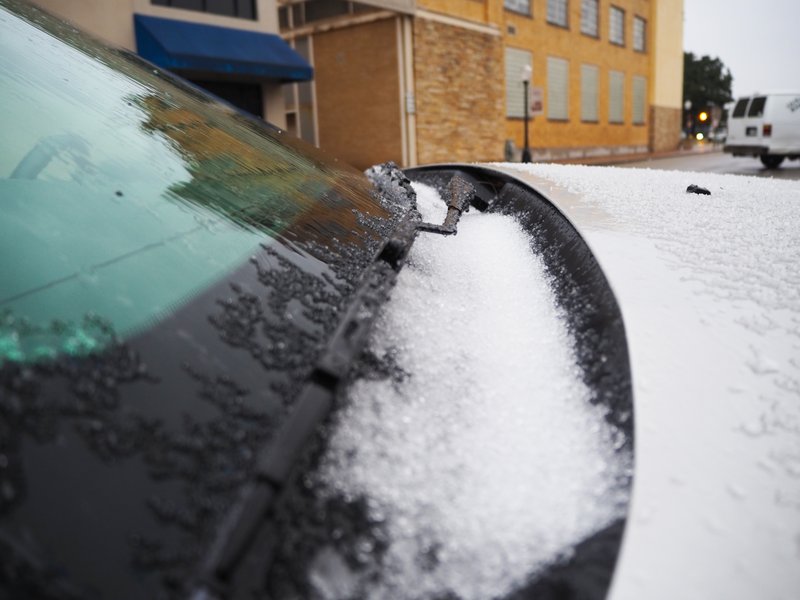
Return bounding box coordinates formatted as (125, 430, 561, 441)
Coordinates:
(632, 75, 646, 124)
(610, 6, 625, 45)
(504, 0, 531, 14)
(609, 70, 624, 123)
(633, 17, 646, 51)
(506, 47, 533, 118)
(581, 0, 598, 36)
(547, 57, 569, 120)
(547, 0, 568, 26)
(581, 64, 599, 122)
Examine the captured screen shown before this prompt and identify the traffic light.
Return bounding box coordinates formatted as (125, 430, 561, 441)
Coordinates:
(698, 111, 709, 122)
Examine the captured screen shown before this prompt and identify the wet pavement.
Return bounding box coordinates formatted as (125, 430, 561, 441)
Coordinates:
(612, 149, 800, 180)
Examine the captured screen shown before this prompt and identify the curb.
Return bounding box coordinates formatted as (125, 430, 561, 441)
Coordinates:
(546, 143, 723, 166)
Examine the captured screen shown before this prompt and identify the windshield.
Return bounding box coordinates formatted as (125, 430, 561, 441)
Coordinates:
(0, 0, 380, 365)
(0, 2, 405, 598)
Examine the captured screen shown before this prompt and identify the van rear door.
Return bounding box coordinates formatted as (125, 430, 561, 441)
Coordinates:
(745, 96, 768, 146)
(726, 96, 769, 153)
(726, 97, 752, 148)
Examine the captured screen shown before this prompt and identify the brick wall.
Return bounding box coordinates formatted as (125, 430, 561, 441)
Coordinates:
(649, 105, 681, 152)
(413, 17, 506, 163)
(314, 18, 403, 170)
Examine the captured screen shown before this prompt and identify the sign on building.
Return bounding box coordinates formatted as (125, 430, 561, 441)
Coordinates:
(530, 86, 544, 116)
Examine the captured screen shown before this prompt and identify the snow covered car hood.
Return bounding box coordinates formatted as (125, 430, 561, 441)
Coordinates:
(474, 163, 800, 600)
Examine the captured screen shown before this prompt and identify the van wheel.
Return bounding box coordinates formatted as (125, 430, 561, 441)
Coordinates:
(760, 155, 785, 169)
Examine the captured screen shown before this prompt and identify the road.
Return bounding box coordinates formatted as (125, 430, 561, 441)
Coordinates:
(616, 148, 800, 181)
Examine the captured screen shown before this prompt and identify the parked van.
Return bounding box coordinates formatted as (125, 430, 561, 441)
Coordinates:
(724, 92, 800, 168)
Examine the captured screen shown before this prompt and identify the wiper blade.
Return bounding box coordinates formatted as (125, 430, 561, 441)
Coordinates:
(187, 171, 477, 599)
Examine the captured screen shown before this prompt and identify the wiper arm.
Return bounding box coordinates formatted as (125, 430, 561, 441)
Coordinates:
(416, 175, 473, 235)
(187, 173, 477, 600)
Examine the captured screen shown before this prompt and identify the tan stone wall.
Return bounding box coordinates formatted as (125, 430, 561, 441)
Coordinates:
(418, 0, 489, 24)
(413, 17, 505, 163)
(33, 0, 137, 48)
(314, 19, 403, 170)
(33, 0, 279, 49)
(649, 105, 681, 152)
(32, 0, 286, 127)
(651, 0, 683, 109)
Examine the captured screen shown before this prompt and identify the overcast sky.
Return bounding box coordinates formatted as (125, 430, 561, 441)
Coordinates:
(683, 0, 800, 99)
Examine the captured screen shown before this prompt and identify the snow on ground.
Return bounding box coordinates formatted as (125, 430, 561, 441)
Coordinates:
(313, 181, 630, 600)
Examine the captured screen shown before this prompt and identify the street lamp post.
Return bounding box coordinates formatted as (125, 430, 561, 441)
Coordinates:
(521, 65, 532, 163)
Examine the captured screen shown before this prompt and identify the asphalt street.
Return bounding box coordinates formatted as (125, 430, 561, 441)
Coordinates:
(617, 149, 800, 181)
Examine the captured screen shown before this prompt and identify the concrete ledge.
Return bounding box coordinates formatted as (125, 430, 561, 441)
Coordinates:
(545, 141, 722, 166)
(505, 139, 723, 167)
(508, 144, 648, 163)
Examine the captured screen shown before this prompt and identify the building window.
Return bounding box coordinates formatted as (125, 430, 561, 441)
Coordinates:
(547, 0, 568, 27)
(609, 6, 625, 45)
(609, 70, 624, 123)
(581, 64, 599, 122)
(505, 47, 533, 118)
(547, 56, 569, 120)
(504, 0, 531, 15)
(580, 0, 598, 36)
(151, 0, 257, 20)
(632, 75, 646, 124)
(633, 16, 646, 51)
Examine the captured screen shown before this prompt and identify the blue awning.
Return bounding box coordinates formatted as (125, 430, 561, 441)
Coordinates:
(134, 14, 313, 82)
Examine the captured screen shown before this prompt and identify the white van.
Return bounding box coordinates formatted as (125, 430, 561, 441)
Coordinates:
(724, 91, 800, 168)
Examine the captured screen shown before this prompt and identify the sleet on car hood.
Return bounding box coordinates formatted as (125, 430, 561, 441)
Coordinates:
(491, 163, 800, 600)
(310, 181, 631, 600)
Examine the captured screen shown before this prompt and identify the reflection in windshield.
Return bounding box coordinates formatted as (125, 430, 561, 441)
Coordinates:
(0, 2, 411, 598)
(0, 1, 386, 364)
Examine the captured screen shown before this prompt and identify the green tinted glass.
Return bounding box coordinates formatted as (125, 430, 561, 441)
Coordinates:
(0, 2, 373, 364)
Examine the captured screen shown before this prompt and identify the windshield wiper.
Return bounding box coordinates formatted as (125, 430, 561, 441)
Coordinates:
(416, 175, 473, 235)
(187, 171, 477, 600)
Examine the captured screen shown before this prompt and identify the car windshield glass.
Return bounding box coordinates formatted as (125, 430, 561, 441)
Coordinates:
(0, 1, 376, 365)
(747, 96, 767, 118)
(731, 98, 749, 118)
(0, 3, 404, 597)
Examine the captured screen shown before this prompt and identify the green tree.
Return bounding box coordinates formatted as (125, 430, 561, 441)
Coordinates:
(683, 51, 734, 110)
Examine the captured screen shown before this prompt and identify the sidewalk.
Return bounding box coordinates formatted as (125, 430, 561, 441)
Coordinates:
(548, 141, 722, 166)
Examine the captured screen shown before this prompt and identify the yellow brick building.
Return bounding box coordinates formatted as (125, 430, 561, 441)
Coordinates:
(279, 0, 683, 169)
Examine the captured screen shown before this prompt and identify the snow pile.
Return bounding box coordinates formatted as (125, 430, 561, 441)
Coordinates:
(313, 182, 630, 600)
